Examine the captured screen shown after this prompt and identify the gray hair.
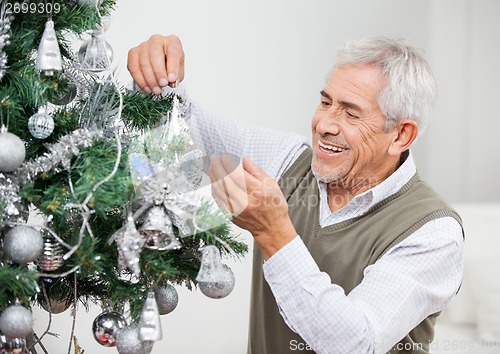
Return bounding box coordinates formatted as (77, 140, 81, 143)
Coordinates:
(332, 35, 437, 135)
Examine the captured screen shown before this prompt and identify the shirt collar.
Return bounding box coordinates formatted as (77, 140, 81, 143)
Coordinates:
(317, 150, 417, 225)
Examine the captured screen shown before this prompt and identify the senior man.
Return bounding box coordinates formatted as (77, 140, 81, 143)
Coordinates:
(127, 34, 464, 354)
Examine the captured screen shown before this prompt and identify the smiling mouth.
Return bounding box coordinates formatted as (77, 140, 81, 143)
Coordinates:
(318, 140, 348, 153)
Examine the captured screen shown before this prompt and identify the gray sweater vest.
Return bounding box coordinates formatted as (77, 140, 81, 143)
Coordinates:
(248, 148, 463, 354)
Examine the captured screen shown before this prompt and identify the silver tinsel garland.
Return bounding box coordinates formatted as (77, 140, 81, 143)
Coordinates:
(0, 173, 26, 226)
(12, 127, 104, 185)
(0, 2, 13, 82)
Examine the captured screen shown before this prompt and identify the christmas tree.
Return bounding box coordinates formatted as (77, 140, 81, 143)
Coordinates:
(0, 1, 247, 353)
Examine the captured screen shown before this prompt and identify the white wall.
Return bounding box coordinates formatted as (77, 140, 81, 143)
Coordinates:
(32, 1, 500, 353)
(414, 0, 500, 203)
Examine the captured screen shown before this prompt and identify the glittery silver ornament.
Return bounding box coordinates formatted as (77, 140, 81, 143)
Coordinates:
(28, 108, 54, 139)
(138, 292, 162, 342)
(153, 283, 178, 315)
(35, 231, 64, 271)
(116, 325, 154, 354)
(196, 246, 235, 299)
(115, 215, 145, 278)
(0, 305, 33, 339)
(92, 311, 127, 347)
(0, 331, 27, 353)
(0, 127, 26, 173)
(78, 35, 113, 72)
(3, 226, 44, 264)
(35, 20, 62, 76)
(139, 206, 180, 250)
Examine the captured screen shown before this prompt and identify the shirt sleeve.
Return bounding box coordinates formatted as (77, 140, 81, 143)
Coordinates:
(262, 216, 464, 353)
(168, 84, 309, 180)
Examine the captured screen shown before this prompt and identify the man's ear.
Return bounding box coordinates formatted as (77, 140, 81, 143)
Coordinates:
(388, 119, 419, 156)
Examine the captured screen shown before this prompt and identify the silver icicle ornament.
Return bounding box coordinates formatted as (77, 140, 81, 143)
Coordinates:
(138, 291, 162, 342)
(35, 20, 62, 76)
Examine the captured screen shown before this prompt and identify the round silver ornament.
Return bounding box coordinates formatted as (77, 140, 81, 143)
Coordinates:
(78, 35, 113, 72)
(154, 283, 178, 315)
(92, 311, 127, 347)
(28, 109, 54, 139)
(0, 127, 26, 173)
(40, 298, 70, 314)
(35, 232, 64, 271)
(198, 264, 235, 299)
(3, 226, 44, 264)
(116, 325, 154, 354)
(0, 331, 27, 353)
(52, 82, 77, 106)
(0, 305, 33, 339)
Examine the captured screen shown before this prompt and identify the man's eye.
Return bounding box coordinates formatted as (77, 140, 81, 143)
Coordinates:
(346, 111, 359, 119)
(321, 100, 331, 108)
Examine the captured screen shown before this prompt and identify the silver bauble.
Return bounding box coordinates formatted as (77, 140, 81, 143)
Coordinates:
(92, 311, 127, 347)
(28, 109, 54, 139)
(40, 298, 70, 315)
(3, 226, 44, 264)
(35, 232, 64, 271)
(78, 35, 113, 72)
(0, 331, 27, 353)
(0, 305, 33, 339)
(154, 283, 178, 315)
(116, 325, 154, 354)
(0, 129, 26, 173)
(35, 20, 62, 76)
(198, 264, 235, 299)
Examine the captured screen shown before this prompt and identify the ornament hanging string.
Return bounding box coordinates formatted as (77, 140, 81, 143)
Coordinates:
(27, 283, 59, 354)
(0, 97, 9, 130)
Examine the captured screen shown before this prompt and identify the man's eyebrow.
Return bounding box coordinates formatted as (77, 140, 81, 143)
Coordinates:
(320, 90, 362, 111)
(320, 90, 332, 100)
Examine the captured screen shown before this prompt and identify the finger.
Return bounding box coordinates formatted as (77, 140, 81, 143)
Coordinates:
(138, 51, 160, 94)
(210, 160, 248, 215)
(163, 36, 185, 87)
(127, 48, 150, 93)
(209, 154, 233, 182)
(211, 179, 233, 214)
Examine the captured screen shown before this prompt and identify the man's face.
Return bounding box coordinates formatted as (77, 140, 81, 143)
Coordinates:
(311, 64, 396, 189)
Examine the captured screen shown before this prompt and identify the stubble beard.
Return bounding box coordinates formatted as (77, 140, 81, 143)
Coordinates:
(311, 159, 346, 184)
